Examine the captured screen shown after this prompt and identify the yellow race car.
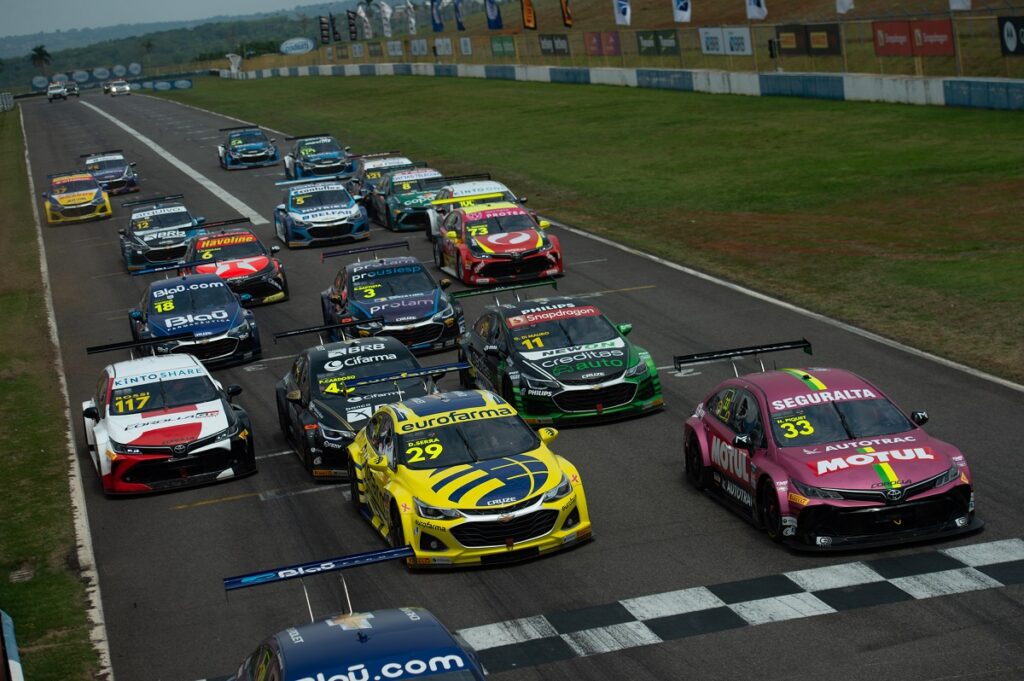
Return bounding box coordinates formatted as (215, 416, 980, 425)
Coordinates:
(43, 172, 112, 224)
(347, 389, 592, 567)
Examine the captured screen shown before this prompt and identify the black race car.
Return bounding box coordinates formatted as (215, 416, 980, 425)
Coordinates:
(282, 133, 352, 179)
(119, 194, 206, 271)
(273, 328, 464, 480)
(320, 242, 464, 352)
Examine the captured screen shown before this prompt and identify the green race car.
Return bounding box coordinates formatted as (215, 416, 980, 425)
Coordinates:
(368, 167, 449, 231)
(458, 294, 664, 425)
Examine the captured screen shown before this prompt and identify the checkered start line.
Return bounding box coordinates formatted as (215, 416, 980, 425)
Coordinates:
(457, 538, 1024, 674)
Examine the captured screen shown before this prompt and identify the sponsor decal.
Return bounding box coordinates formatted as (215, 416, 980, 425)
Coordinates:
(465, 206, 524, 219)
(164, 310, 230, 328)
(324, 354, 398, 371)
(710, 437, 750, 483)
(351, 265, 422, 281)
(328, 343, 387, 357)
(398, 406, 514, 433)
(286, 627, 304, 644)
(821, 435, 915, 452)
(486, 496, 517, 506)
(122, 410, 219, 429)
(770, 388, 877, 412)
(507, 305, 600, 329)
(153, 281, 225, 297)
(326, 612, 374, 630)
(294, 655, 466, 681)
(291, 183, 345, 196)
(811, 446, 935, 476)
(197, 234, 257, 249)
(788, 492, 809, 506)
(715, 473, 752, 506)
(112, 367, 205, 387)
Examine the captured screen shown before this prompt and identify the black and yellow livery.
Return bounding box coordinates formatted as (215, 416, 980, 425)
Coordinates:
(43, 172, 113, 224)
(347, 390, 592, 567)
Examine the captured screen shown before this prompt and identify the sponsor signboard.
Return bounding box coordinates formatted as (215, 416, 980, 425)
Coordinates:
(636, 30, 658, 56)
(336, 44, 350, 58)
(724, 26, 753, 55)
(411, 38, 429, 56)
(1001, 16, 1024, 55)
(585, 31, 603, 56)
(352, 43, 366, 58)
(490, 35, 516, 57)
(656, 29, 680, 55)
(539, 34, 570, 56)
(435, 37, 453, 55)
(911, 19, 954, 56)
(602, 31, 621, 56)
(776, 24, 808, 55)
(807, 23, 842, 55)
(280, 37, 316, 55)
(368, 42, 383, 57)
(460, 36, 473, 55)
(387, 40, 404, 57)
(699, 27, 725, 55)
(873, 21, 913, 56)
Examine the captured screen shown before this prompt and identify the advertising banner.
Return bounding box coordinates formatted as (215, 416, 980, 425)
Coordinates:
(873, 21, 913, 56)
(656, 29, 680, 55)
(522, 0, 537, 30)
(368, 42, 383, 57)
(602, 31, 622, 56)
(434, 37, 453, 55)
(807, 23, 842, 55)
(539, 34, 570, 56)
(491, 35, 516, 56)
(1000, 16, 1024, 55)
(347, 10, 358, 40)
(776, 24, 808, 55)
(911, 19, 954, 56)
(387, 40, 404, 56)
(699, 27, 725, 54)
(636, 30, 658, 56)
(724, 26, 753, 55)
(336, 44, 350, 58)
(485, 0, 503, 29)
(460, 36, 473, 54)
(352, 43, 366, 58)
(585, 31, 603, 55)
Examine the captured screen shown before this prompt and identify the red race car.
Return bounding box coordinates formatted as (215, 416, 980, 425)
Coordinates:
(431, 199, 562, 286)
(182, 222, 289, 306)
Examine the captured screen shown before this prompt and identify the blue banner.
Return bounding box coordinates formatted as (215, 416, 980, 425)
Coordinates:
(485, 0, 504, 29)
(431, 0, 444, 32)
(455, 0, 466, 31)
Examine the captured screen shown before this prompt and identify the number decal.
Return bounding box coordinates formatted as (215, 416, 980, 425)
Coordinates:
(468, 225, 488, 237)
(361, 287, 375, 298)
(201, 250, 214, 260)
(154, 300, 174, 313)
(300, 147, 315, 156)
(458, 199, 476, 207)
(401, 182, 412, 190)
(323, 381, 340, 394)
(135, 219, 150, 230)
(294, 195, 306, 205)
(521, 337, 544, 350)
(407, 442, 443, 463)
(366, 171, 381, 179)
(113, 393, 150, 413)
(778, 418, 814, 439)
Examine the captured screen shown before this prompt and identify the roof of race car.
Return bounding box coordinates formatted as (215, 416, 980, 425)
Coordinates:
(494, 296, 597, 316)
(149, 273, 224, 294)
(51, 172, 96, 185)
(347, 256, 423, 274)
(85, 153, 125, 163)
(273, 608, 472, 681)
(444, 180, 511, 196)
(390, 389, 506, 421)
(108, 354, 206, 384)
(307, 336, 411, 366)
(363, 156, 412, 170)
(390, 168, 442, 182)
(736, 368, 885, 413)
(461, 201, 524, 217)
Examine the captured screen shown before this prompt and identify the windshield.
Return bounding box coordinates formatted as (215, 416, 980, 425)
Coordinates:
(313, 351, 420, 397)
(299, 139, 341, 155)
(132, 208, 192, 232)
(348, 265, 435, 301)
(290, 187, 351, 210)
(230, 130, 265, 145)
(148, 281, 236, 316)
(52, 179, 96, 195)
(109, 376, 219, 415)
(86, 159, 124, 172)
(399, 415, 539, 470)
(465, 212, 536, 235)
(506, 306, 616, 351)
(193, 234, 265, 260)
(769, 398, 915, 447)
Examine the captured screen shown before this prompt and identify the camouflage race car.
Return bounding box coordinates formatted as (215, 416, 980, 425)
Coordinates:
(282, 133, 352, 179)
(458, 288, 663, 425)
(217, 126, 280, 169)
(42, 172, 112, 224)
(81, 149, 139, 195)
(118, 194, 206, 271)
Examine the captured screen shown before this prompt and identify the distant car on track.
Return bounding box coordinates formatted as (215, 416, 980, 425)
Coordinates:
(367, 167, 445, 230)
(273, 178, 368, 248)
(282, 133, 352, 179)
(64, 81, 80, 97)
(80, 352, 254, 495)
(344, 153, 418, 199)
(46, 82, 67, 102)
(426, 178, 529, 241)
(181, 223, 289, 306)
(42, 171, 112, 224)
(108, 80, 131, 96)
(678, 340, 982, 550)
(81, 149, 138, 195)
(217, 126, 280, 169)
(119, 194, 206, 271)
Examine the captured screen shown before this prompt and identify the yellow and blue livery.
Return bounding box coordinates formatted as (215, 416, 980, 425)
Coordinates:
(43, 172, 112, 224)
(347, 389, 592, 567)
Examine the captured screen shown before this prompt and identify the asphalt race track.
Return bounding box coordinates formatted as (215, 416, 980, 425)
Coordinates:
(21, 90, 1024, 681)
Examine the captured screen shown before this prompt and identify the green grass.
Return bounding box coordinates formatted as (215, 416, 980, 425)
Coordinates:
(159, 76, 1024, 381)
(0, 111, 98, 679)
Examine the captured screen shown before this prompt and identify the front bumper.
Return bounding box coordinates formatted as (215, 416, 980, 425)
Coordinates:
(98, 177, 139, 195)
(786, 485, 983, 551)
(465, 251, 562, 286)
(224, 151, 280, 169)
(154, 331, 262, 368)
(285, 216, 370, 248)
(45, 199, 112, 224)
(515, 375, 664, 426)
(226, 271, 289, 306)
(100, 437, 256, 494)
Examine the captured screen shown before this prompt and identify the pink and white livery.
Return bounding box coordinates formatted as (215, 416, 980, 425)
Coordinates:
(679, 339, 982, 550)
(81, 353, 255, 495)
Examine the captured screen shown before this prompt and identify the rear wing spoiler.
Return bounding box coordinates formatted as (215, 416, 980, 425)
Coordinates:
(321, 241, 409, 262)
(272, 317, 386, 343)
(197, 217, 253, 230)
(422, 173, 492, 190)
(430, 192, 506, 207)
(86, 333, 196, 355)
(130, 261, 205, 276)
(348, 150, 401, 159)
(46, 170, 85, 179)
(122, 193, 184, 208)
(673, 339, 812, 376)
(450, 278, 557, 301)
(275, 175, 348, 187)
(218, 125, 259, 131)
(285, 133, 331, 141)
(79, 149, 123, 158)
(223, 547, 415, 592)
(345, 361, 469, 389)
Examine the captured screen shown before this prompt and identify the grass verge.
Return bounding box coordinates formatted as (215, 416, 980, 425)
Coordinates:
(0, 110, 97, 678)
(160, 76, 1024, 382)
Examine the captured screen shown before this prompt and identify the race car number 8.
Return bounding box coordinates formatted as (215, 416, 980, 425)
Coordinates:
(407, 443, 443, 463)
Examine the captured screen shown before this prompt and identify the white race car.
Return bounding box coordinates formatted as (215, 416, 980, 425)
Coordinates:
(426, 179, 527, 241)
(81, 353, 255, 495)
(108, 80, 131, 96)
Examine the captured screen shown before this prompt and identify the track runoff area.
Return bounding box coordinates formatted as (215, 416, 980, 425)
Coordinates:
(21, 90, 1024, 681)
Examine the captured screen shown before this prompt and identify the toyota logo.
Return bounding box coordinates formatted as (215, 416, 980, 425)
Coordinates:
(884, 488, 903, 502)
(172, 444, 187, 455)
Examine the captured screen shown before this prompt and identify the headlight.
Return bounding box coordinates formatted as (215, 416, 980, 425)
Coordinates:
(790, 478, 843, 500)
(431, 302, 455, 322)
(214, 421, 241, 442)
(108, 440, 132, 455)
(543, 473, 573, 502)
(414, 497, 461, 520)
(229, 320, 251, 339)
(290, 213, 309, 226)
(321, 425, 355, 441)
(934, 462, 960, 488)
(524, 374, 559, 390)
(91, 193, 105, 205)
(624, 359, 649, 378)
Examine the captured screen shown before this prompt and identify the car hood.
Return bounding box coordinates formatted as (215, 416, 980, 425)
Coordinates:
(403, 450, 562, 509)
(395, 191, 438, 208)
(108, 399, 229, 447)
(136, 228, 192, 248)
(293, 202, 358, 219)
(351, 291, 439, 324)
(473, 230, 545, 255)
(234, 143, 270, 153)
(194, 256, 272, 280)
(93, 168, 128, 180)
(521, 339, 628, 383)
(311, 382, 428, 430)
(149, 303, 241, 338)
(783, 432, 954, 489)
(301, 151, 344, 164)
(53, 190, 99, 206)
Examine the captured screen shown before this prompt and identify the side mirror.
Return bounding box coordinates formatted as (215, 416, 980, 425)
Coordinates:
(911, 411, 929, 426)
(286, 389, 302, 402)
(269, 138, 277, 143)
(118, 228, 126, 236)
(439, 278, 452, 290)
(329, 291, 344, 303)
(483, 344, 500, 356)
(539, 427, 558, 443)
(275, 204, 286, 211)
(616, 323, 633, 336)
(733, 433, 753, 450)
(194, 217, 206, 226)
(130, 162, 137, 167)
(366, 454, 389, 471)
(344, 146, 352, 152)
(240, 293, 253, 303)
(271, 245, 281, 253)
(82, 406, 99, 421)
(518, 196, 528, 204)
(129, 309, 142, 321)
(226, 384, 243, 398)
(538, 220, 551, 229)
(41, 192, 49, 198)
(446, 230, 458, 240)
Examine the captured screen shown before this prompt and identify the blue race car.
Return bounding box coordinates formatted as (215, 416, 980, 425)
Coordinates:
(81, 149, 139, 195)
(128, 274, 261, 367)
(118, 194, 206, 271)
(320, 242, 465, 352)
(228, 608, 486, 681)
(283, 133, 352, 180)
(217, 126, 279, 170)
(273, 177, 369, 248)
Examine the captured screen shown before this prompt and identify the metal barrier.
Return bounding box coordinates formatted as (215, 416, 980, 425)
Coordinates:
(1, 609, 23, 681)
(0, 93, 14, 113)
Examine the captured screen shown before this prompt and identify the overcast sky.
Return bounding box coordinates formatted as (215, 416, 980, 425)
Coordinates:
(3, 0, 305, 37)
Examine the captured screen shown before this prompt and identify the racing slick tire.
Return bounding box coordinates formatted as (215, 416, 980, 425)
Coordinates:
(456, 252, 467, 285)
(457, 350, 474, 389)
(684, 433, 709, 490)
(758, 478, 783, 543)
(433, 240, 444, 269)
(348, 457, 363, 513)
(389, 505, 406, 549)
(275, 390, 290, 441)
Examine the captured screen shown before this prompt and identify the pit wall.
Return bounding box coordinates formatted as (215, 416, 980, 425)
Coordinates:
(219, 63, 1024, 111)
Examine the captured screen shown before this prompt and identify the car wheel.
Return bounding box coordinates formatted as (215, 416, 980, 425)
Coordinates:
(456, 252, 467, 285)
(275, 391, 290, 441)
(390, 505, 406, 549)
(348, 456, 362, 513)
(684, 433, 708, 490)
(302, 441, 314, 475)
(759, 479, 783, 543)
(433, 240, 444, 269)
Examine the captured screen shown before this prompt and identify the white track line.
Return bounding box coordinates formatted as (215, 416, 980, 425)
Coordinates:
(20, 105, 115, 679)
(79, 100, 267, 225)
(546, 218, 1024, 395)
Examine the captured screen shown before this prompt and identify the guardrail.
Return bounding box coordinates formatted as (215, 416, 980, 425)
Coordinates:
(0, 93, 13, 113)
(1, 610, 23, 681)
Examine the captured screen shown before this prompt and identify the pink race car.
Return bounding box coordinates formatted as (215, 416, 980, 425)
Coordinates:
(679, 340, 982, 550)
